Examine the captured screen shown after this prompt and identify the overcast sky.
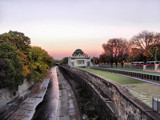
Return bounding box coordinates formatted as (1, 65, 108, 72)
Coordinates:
(0, 0, 160, 59)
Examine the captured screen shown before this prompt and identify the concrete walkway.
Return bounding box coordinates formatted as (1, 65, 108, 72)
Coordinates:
(57, 68, 80, 120)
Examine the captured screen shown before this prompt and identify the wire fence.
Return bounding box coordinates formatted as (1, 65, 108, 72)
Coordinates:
(158, 65, 160, 70)
(146, 66, 155, 71)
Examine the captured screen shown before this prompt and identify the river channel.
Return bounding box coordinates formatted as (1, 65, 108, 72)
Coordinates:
(32, 67, 59, 120)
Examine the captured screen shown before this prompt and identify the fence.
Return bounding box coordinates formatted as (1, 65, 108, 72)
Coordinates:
(146, 66, 155, 71)
(97, 64, 160, 71)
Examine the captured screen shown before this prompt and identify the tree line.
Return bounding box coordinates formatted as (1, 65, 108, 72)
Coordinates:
(0, 31, 55, 91)
(93, 31, 160, 66)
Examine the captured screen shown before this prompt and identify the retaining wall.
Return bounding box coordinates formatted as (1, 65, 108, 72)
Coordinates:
(59, 65, 160, 120)
(58, 66, 118, 120)
(0, 79, 35, 119)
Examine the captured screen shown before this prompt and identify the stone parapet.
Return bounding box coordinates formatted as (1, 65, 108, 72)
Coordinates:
(59, 65, 160, 120)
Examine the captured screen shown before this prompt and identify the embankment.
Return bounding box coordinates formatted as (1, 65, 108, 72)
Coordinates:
(58, 65, 160, 120)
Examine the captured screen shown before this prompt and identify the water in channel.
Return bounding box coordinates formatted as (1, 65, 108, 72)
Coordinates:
(32, 67, 59, 120)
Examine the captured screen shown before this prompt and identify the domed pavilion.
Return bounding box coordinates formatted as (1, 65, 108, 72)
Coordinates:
(68, 49, 93, 67)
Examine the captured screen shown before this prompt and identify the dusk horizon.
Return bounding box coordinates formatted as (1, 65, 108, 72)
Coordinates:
(1, 0, 160, 59)
(1, 1, 160, 119)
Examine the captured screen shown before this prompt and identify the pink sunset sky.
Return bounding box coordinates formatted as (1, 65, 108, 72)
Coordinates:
(0, 0, 160, 59)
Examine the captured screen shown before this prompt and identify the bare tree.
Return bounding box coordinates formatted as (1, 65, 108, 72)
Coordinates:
(102, 38, 129, 67)
(131, 31, 155, 49)
(130, 31, 160, 63)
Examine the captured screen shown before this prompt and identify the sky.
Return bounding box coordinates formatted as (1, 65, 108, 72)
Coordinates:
(0, 0, 160, 59)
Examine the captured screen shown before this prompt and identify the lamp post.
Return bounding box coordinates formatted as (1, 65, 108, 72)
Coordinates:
(155, 47, 158, 63)
(154, 47, 158, 71)
(111, 41, 114, 67)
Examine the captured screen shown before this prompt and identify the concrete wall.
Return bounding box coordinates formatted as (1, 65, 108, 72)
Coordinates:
(0, 79, 35, 119)
(59, 66, 160, 120)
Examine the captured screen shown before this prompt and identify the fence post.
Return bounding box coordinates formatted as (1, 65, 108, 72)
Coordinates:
(152, 98, 160, 113)
(143, 65, 146, 71)
(155, 64, 159, 71)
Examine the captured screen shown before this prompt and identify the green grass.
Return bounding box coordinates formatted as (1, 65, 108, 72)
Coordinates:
(78, 68, 144, 85)
(104, 67, 160, 75)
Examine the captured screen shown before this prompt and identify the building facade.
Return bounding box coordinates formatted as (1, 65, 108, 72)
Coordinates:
(68, 49, 93, 67)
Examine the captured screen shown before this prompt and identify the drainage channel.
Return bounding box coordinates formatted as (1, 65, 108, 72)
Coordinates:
(58, 67, 101, 120)
(32, 67, 59, 120)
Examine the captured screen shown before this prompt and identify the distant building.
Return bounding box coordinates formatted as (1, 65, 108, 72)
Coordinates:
(68, 49, 93, 67)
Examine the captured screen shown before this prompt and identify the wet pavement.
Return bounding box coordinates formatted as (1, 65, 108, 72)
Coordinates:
(32, 67, 80, 120)
(32, 67, 59, 120)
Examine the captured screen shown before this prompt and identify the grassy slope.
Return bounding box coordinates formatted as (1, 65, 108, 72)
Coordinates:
(77, 67, 160, 106)
(78, 68, 144, 85)
(104, 67, 160, 75)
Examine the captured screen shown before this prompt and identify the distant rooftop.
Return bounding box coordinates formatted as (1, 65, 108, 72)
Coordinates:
(72, 49, 85, 56)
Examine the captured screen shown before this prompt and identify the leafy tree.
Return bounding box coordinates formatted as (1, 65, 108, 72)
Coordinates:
(28, 46, 54, 83)
(0, 30, 31, 77)
(99, 54, 109, 64)
(92, 57, 100, 64)
(61, 57, 68, 65)
(0, 31, 55, 91)
(0, 43, 24, 91)
(0, 30, 30, 53)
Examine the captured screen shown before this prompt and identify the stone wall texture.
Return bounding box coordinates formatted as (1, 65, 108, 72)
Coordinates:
(0, 79, 35, 119)
(59, 65, 160, 120)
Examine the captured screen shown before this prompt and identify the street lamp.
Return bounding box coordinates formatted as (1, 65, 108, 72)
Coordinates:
(155, 47, 158, 64)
